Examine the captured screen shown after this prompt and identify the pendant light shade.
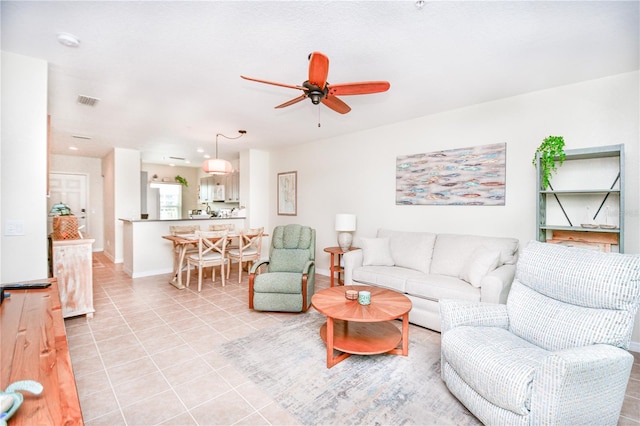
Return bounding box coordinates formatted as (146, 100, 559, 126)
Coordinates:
(201, 130, 246, 175)
(201, 158, 233, 175)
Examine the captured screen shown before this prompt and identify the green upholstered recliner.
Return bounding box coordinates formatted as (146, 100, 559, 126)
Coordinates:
(249, 224, 315, 312)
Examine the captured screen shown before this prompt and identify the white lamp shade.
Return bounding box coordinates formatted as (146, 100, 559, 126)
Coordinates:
(202, 158, 233, 175)
(335, 214, 357, 231)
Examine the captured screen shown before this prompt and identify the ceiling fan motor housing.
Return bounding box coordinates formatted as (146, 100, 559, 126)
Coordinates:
(303, 81, 328, 104)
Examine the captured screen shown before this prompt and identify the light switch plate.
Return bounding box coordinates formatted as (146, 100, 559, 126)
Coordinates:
(5, 220, 25, 236)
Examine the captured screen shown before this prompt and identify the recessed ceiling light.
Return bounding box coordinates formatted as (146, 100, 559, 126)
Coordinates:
(204, 154, 210, 159)
(185, 160, 191, 164)
(197, 148, 204, 153)
(169, 163, 175, 167)
(69, 146, 79, 151)
(57, 32, 81, 48)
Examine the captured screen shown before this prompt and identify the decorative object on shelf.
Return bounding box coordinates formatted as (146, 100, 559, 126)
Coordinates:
(532, 135, 565, 190)
(52, 216, 80, 240)
(202, 130, 246, 175)
(335, 213, 357, 251)
(175, 175, 188, 187)
(396, 143, 506, 206)
(580, 206, 598, 228)
(277, 171, 297, 215)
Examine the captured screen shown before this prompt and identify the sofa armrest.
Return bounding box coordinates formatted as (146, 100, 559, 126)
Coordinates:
(343, 249, 363, 285)
(480, 264, 516, 304)
(439, 299, 509, 334)
(302, 260, 315, 275)
(532, 344, 634, 425)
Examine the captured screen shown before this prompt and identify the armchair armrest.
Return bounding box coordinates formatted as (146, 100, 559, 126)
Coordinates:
(250, 259, 270, 274)
(532, 344, 634, 425)
(302, 260, 315, 275)
(343, 249, 363, 285)
(480, 264, 516, 304)
(439, 299, 509, 334)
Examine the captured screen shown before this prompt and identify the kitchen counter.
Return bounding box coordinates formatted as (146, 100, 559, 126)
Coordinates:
(120, 216, 246, 222)
(120, 217, 246, 278)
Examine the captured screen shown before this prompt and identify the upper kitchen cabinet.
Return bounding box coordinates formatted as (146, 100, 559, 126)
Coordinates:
(225, 171, 240, 203)
(200, 173, 238, 203)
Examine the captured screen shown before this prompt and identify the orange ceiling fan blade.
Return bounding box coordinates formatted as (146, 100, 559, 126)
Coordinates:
(308, 52, 329, 89)
(321, 95, 351, 114)
(328, 81, 390, 96)
(240, 75, 306, 91)
(275, 94, 308, 109)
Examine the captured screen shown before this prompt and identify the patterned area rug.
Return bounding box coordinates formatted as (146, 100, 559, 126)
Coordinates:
(220, 311, 480, 425)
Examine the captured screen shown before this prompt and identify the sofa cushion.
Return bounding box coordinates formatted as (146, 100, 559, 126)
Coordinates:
(377, 229, 436, 274)
(431, 234, 519, 277)
(360, 237, 395, 266)
(406, 275, 480, 302)
(442, 326, 548, 415)
(459, 247, 501, 287)
(352, 266, 424, 293)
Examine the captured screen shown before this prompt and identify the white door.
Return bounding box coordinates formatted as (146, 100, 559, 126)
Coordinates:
(48, 173, 88, 235)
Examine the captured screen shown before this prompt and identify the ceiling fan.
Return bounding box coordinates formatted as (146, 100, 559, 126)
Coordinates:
(241, 52, 390, 114)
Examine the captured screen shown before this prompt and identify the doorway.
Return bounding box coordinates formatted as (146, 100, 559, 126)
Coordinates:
(48, 173, 88, 235)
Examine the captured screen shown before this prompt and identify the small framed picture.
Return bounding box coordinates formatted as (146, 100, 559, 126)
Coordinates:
(277, 171, 297, 216)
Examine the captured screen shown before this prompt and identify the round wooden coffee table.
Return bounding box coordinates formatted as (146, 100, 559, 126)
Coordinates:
(311, 285, 412, 368)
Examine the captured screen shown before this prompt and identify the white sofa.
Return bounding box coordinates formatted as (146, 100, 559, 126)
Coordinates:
(343, 229, 519, 331)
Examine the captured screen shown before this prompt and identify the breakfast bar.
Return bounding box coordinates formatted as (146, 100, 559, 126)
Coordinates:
(120, 217, 245, 280)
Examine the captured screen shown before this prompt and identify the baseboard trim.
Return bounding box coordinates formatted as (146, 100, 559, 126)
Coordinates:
(629, 341, 639, 353)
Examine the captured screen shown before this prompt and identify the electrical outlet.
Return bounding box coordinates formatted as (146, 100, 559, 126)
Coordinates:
(5, 220, 25, 236)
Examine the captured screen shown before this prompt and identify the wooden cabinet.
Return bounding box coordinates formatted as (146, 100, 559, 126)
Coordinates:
(52, 238, 95, 317)
(1, 278, 83, 425)
(536, 144, 624, 252)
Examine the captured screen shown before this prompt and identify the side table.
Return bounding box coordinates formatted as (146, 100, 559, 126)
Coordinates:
(323, 246, 359, 287)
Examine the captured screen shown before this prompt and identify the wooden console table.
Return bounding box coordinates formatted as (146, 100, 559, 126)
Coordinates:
(0, 278, 83, 425)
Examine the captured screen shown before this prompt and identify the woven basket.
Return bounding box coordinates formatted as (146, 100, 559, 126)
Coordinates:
(52, 216, 80, 240)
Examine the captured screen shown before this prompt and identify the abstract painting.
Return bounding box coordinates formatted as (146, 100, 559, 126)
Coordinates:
(396, 143, 506, 205)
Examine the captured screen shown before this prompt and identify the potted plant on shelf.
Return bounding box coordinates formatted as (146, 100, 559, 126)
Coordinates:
(532, 135, 566, 190)
(175, 175, 188, 187)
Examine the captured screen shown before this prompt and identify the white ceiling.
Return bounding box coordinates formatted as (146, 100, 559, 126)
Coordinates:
(2, 1, 638, 167)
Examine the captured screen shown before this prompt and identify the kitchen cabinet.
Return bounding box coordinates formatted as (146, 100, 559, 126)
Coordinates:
(536, 144, 624, 252)
(199, 176, 211, 203)
(226, 171, 240, 202)
(52, 237, 95, 317)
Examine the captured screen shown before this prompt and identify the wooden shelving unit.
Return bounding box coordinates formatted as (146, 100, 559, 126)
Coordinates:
(536, 144, 625, 252)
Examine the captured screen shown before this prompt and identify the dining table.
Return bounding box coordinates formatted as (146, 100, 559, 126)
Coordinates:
(161, 232, 266, 290)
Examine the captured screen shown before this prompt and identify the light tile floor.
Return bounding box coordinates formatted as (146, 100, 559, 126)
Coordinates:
(66, 253, 640, 425)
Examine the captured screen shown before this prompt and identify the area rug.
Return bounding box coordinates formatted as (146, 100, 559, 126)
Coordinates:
(220, 311, 480, 426)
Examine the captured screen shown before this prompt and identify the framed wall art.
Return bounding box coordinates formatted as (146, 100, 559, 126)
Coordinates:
(277, 171, 297, 215)
(396, 143, 507, 206)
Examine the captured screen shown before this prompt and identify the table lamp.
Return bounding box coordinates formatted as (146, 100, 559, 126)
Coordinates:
(335, 214, 357, 251)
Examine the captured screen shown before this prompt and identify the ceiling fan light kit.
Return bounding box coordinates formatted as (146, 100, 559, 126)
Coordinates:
(241, 51, 390, 115)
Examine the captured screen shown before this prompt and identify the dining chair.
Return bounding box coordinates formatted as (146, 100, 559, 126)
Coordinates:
(169, 225, 200, 279)
(210, 223, 239, 264)
(227, 227, 264, 283)
(185, 230, 228, 292)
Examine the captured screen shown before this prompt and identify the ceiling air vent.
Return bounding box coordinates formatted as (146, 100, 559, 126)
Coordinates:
(72, 135, 92, 140)
(169, 156, 186, 161)
(77, 95, 100, 106)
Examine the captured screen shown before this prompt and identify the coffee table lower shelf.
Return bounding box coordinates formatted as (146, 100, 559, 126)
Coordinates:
(319, 319, 406, 368)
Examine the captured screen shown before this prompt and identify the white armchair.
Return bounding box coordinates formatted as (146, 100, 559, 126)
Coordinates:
(440, 240, 640, 425)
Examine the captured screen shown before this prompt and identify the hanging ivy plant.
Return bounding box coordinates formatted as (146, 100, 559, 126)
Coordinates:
(532, 135, 566, 190)
(175, 175, 188, 187)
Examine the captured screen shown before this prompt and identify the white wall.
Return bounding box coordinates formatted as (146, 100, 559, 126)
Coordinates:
(1, 52, 49, 282)
(50, 154, 105, 251)
(267, 71, 640, 347)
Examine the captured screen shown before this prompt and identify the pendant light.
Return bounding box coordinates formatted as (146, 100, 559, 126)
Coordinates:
(201, 130, 246, 175)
